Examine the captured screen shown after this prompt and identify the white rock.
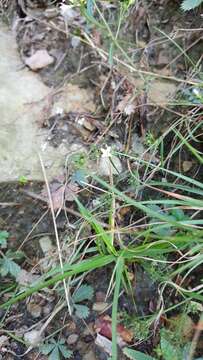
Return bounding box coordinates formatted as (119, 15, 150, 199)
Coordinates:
(39, 236, 53, 254)
(67, 333, 79, 345)
(25, 50, 54, 71)
(24, 330, 42, 347)
(95, 333, 112, 355)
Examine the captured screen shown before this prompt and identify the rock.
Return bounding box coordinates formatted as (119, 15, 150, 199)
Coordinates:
(39, 236, 53, 254)
(67, 334, 79, 345)
(42, 303, 54, 316)
(25, 50, 54, 71)
(0, 24, 94, 182)
(45, 8, 58, 18)
(24, 330, 42, 347)
(0, 336, 8, 347)
(157, 51, 169, 66)
(95, 333, 112, 355)
(182, 160, 193, 172)
(27, 303, 42, 318)
(93, 302, 109, 312)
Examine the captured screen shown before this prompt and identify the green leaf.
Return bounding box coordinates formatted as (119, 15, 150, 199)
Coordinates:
(123, 347, 156, 360)
(181, 0, 202, 10)
(49, 346, 60, 360)
(40, 343, 55, 355)
(0, 231, 9, 248)
(87, 0, 94, 17)
(72, 284, 94, 303)
(112, 258, 124, 360)
(74, 304, 90, 319)
(160, 337, 179, 360)
(0, 258, 21, 277)
(170, 208, 186, 221)
(72, 169, 87, 187)
(59, 344, 73, 358)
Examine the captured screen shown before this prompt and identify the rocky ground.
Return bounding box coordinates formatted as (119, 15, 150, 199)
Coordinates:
(0, 0, 202, 359)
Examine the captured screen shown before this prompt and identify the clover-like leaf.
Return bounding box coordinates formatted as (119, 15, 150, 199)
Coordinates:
(72, 284, 94, 303)
(74, 304, 90, 319)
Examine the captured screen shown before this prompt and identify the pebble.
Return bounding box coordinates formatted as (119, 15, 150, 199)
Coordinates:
(39, 236, 53, 254)
(25, 50, 54, 71)
(67, 334, 79, 345)
(27, 303, 42, 318)
(24, 330, 42, 347)
(93, 302, 109, 312)
(42, 303, 54, 316)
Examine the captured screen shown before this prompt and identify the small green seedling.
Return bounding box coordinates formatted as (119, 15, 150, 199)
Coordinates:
(40, 338, 73, 360)
(0, 250, 24, 278)
(18, 175, 28, 185)
(72, 284, 94, 319)
(0, 231, 9, 249)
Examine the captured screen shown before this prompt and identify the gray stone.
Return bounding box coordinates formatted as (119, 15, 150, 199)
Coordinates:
(0, 23, 94, 182)
(67, 334, 79, 345)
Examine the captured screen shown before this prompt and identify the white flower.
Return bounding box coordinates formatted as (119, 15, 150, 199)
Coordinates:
(101, 145, 112, 158)
(99, 146, 122, 176)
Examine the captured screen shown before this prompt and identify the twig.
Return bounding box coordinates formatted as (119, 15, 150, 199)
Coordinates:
(38, 153, 72, 315)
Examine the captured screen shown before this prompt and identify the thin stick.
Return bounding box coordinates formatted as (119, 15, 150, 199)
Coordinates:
(38, 153, 72, 315)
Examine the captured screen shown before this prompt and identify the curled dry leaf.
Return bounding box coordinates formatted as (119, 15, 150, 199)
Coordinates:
(94, 315, 133, 343)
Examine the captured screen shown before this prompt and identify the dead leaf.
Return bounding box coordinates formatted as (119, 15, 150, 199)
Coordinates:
(41, 181, 79, 210)
(25, 50, 54, 71)
(94, 315, 133, 343)
(116, 94, 136, 115)
(50, 184, 66, 210)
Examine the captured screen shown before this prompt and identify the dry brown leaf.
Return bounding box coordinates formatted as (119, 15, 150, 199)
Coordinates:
(94, 315, 133, 343)
(40, 180, 79, 210)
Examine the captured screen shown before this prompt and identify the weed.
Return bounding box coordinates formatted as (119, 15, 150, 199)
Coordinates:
(18, 175, 28, 185)
(40, 338, 73, 360)
(71, 283, 94, 318)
